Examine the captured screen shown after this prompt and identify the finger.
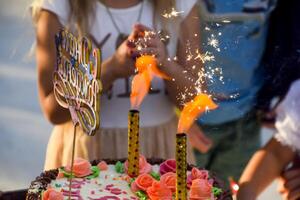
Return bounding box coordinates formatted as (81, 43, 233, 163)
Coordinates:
(278, 177, 288, 194)
(136, 38, 158, 48)
(283, 169, 300, 180)
(287, 188, 300, 200)
(187, 124, 212, 153)
(285, 176, 300, 192)
(197, 132, 213, 145)
(134, 48, 158, 57)
(190, 124, 213, 145)
(188, 131, 211, 153)
(133, 23, 153, 32)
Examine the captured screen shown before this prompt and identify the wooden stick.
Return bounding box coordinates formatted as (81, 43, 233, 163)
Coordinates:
(68, 123, 78, 200)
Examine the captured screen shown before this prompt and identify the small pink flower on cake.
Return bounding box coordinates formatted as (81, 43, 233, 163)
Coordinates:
(56, 172, 64, 179)
(187, 168, 210, 188)
(159, 159, 176, 175)
(42, 188, 63, 200)
(146, 181, 173, 200)
(97, 161, 108, 171)
(189, 178, 214, 200)
(65, 158, 92, 177)
(160, 172, 176, 193)
(131, 173, 155, 193)
(124, 155, 152, 175)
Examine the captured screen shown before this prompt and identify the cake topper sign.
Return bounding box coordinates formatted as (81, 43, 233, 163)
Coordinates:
(53, 29, 102, 136)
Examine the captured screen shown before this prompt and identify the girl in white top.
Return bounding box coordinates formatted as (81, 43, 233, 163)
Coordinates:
(31, 0, 209, 170)
(238, 79, 300, 200)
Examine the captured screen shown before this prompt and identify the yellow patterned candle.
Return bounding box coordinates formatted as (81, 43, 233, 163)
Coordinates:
(176, 133, 187, 200)
(127, 109, 140, 177)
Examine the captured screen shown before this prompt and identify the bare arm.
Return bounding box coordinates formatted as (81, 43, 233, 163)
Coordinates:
(237, 138, 295, 200)
(164, 5, 205, 106)
(36, 10, 131, 124)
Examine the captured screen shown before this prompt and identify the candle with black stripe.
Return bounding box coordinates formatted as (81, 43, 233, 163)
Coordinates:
(127, 109, 140, 177)
(176, 133, 187, 200)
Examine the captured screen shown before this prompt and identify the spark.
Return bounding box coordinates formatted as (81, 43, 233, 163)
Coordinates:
(222, 20, 231, 23)
(194, 50, 215, 63)
(162, 7, 184, 18)
(208, 35, 219, 49)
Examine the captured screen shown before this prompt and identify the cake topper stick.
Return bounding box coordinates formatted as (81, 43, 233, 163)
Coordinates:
(53, 29, 102, 199)
(68, 123, 78, 200)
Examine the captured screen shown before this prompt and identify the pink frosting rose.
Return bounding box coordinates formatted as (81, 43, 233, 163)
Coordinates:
(43, 188, 63, 200)
(146, 181, 173, 200)
(131, 173, 155, 193)
(97, 161, 108, 171)
(124, 155, 152, 175)
(189, 179, 214, 200)
(187, 168, 210, 188)
(65, 158, 92, 177)
(159, 159, 176, 175)
(160, 172, 176, 193)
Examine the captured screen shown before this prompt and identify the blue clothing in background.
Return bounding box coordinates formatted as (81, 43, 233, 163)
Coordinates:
(197, 0, 276, 125)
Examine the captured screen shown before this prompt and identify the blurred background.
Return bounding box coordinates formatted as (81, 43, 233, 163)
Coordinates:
(0, 0, 51, 190)
(0, 0, 280, 199)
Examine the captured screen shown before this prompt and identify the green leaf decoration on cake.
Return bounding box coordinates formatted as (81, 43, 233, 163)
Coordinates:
(59, 166, 100, 179)
(150, 171, 160, 180)
(128, 178, 136, 187)
(135, 190, 148, 200)
(115, 161, 125, 173)
(212, 187, 223, 196)
(59, 167, 75, 178)
(86, 166, 100, 179)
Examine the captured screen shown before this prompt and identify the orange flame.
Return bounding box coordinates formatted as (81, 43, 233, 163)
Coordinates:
(130, 55, 170, 109)
(178, 94, 218, 133)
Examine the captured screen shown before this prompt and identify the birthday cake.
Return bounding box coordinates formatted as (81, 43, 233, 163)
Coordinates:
(26, 156, 232, 200)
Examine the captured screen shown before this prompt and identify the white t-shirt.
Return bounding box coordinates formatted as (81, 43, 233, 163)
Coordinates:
(38, 0, 197, 128)
(275, 79, 300, 152)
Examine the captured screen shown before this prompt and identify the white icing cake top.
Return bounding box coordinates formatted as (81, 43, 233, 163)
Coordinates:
(50, 165, 160, 200)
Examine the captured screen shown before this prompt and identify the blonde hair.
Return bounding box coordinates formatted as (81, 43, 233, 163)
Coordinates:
(31, 0, 179, 36)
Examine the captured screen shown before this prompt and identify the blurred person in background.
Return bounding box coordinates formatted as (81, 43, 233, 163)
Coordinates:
(193, 0, 277, 183)
(238, 0, 300, 199)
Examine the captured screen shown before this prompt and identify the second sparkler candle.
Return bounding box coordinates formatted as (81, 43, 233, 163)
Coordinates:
(127, 109, 140, 177)
(176, 94, 218, 200)
(176, 133, 187, 200)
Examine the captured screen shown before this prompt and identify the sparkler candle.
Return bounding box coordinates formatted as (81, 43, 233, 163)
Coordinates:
(127, 109, 140, 177)
(176, 133, 187, 200)
(176, 94, 218, 200)
(128, 55, 171, 176)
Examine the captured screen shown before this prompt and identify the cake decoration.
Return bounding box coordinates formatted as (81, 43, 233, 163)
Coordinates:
(175, 133, 187, 200)
(53, 29, 102, 136)
(27, 158, 232, 200)
(159, 159, 176, 175)
(127, 109, 140, 177)
(42, 188, 63, 200)
(125, 155, 152, 175)
(175, 94, 218, 199)
(53, 29, 103, 198)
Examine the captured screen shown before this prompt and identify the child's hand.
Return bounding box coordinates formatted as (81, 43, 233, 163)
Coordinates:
(110, 34, 137, 79)
(187, 123, 212, 153)
(278, 169, 300, 200)
(131, 23, 168, 68)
